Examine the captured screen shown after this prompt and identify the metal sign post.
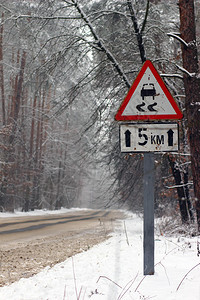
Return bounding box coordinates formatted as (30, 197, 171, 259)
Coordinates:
(119, 123, 177, 275)
(144, 152, 154, 275)
(115, 60, 183, 276)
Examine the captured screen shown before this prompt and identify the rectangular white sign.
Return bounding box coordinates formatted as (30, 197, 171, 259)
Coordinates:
(120, 123, 179, 152)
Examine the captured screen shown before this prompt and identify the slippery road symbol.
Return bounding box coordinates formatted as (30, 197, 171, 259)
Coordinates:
(136, 83, 158, 112)
(136, 101, 158, 112)
(136, 102, 145, 112)
(115, 60, 183, 121)
(148, 102, 158, 111)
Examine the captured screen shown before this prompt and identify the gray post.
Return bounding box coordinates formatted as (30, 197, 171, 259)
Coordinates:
(143, 152, 155, 275)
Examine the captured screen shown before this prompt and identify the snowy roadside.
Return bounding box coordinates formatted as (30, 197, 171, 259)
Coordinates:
(0, 210, 199, 300)
(0, 207, 89, 218)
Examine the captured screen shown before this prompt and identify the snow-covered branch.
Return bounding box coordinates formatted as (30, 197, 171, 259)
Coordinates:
(176, 64, 196, 77)
(160, 152, 191, 156)
(167, 32, 188, 47)
(12, 14, 82, 21)
(0, 3, 12, 13)
(140, 0, 150, 33)
(161, 73, 183, 79)
(165, 182, 193, 189)
(87, 10, 129, 22)
(72, 0, 131, 88)
(127, 0, 147, 63)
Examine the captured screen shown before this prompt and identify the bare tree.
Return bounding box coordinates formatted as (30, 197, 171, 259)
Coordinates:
(0, 0, 197, 224)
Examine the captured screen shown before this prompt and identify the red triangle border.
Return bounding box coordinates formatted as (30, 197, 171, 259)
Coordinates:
(115, 60, 183, 121)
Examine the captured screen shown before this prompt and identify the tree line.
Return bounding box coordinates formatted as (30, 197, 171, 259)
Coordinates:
(0, 0, 200, 232)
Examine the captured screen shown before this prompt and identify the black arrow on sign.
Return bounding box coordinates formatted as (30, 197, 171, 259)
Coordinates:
(167, 129, 174, 146)
(125, 130, 131, 147)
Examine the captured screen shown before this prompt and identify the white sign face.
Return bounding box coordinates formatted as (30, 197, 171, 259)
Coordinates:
(122, 67, 175, 117)
(120, 123, 179, 152)
(115, 60, 183, 121)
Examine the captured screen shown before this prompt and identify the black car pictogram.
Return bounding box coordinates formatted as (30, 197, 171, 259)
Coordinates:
(141, 83, 156, 100)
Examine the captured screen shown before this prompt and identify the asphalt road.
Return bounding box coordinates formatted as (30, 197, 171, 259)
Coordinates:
(0, 209, 124, 247)
(0, 209, 125, 286)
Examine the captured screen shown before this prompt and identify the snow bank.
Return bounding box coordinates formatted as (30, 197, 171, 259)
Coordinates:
(0, 207, 89, 218)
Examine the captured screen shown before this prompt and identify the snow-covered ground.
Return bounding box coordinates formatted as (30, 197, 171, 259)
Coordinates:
(0, 207, 89, 218)
(0, 209, 199, 300)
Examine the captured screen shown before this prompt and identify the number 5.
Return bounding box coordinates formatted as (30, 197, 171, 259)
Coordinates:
(138, 128, 148, 146)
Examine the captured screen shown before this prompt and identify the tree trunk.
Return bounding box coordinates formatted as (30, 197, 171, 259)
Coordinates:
(0, 13, 6, 126)
(55, 160, 62, 210)
(168, 155, 194, 223)
(179, 0, 200, 231)
(1, 51, 27, 212)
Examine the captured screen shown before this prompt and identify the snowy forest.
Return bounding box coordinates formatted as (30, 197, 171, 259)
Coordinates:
(0, 0, 200, 230)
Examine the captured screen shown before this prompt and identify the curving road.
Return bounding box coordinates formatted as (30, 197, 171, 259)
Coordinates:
(0, 210, 115, 243)
(0, 209, 124, 286)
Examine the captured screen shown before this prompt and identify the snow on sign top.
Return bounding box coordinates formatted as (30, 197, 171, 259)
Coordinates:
(115, 60, 183, 121)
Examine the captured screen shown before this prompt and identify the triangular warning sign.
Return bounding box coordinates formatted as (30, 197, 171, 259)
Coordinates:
(115, 60, 183, 121)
